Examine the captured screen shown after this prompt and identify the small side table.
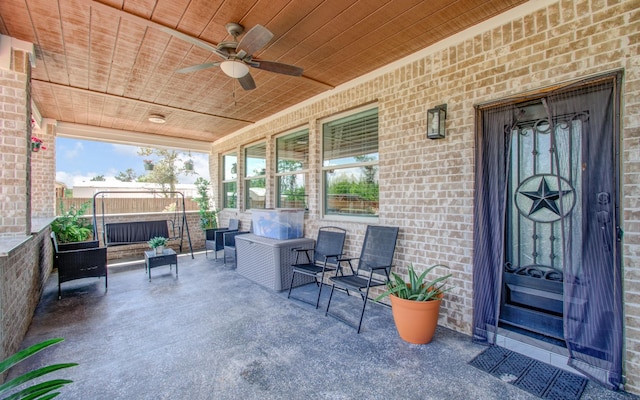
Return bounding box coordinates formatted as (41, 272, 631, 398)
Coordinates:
(144, 248, 178, 281)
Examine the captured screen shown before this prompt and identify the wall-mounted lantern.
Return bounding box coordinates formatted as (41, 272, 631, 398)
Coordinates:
(427, 104, 447, 139)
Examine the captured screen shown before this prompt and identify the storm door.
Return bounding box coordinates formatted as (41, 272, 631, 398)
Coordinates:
(473, 73, 623, 389)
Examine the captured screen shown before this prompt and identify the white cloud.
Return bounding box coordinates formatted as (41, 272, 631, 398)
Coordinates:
(64, 142, 84, 159)
(56, 171, 101, 187)
(111, 143, 141, 156)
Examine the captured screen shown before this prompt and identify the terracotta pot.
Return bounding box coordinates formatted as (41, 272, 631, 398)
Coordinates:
(390, 295, 442, 344)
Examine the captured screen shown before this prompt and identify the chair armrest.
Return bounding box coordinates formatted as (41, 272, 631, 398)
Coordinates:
(360, 263, 393, 273)
(290, 247, 314, 264)
(205, 227, 231, 240)
(292, 247, 311, 252)
(56, 246, 106, 256)
(324, 253, 343, 259)
(223, 230, 249, 246)
(216, 228, 239, 242)
(57, 240, 100, 251)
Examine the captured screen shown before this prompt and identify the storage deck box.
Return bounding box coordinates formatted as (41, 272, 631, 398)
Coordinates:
(252, 209, 304, 240)
(235, 234, 315, 291)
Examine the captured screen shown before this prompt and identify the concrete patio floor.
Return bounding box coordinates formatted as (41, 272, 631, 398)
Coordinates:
(9, 251, 639, 400)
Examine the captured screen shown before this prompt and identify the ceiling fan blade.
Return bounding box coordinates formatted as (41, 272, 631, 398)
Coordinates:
(252, 60, 303, 76)
(176, 62, 221, 74)
(159, 26, 228, 59)
(237, 24, 274, 56)
(238, 73, 257, 91)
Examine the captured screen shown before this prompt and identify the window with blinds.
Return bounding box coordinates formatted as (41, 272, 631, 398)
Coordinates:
(222, 153, 237, 209)
(245, 142, 266, 210)
(323, 107, 379, 167)
(322, 106, 379, 217)
(276, 129, 308, 209)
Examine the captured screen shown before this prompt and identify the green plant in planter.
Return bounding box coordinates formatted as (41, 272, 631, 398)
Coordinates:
(51, 202, 93, 243)
(375, 264, 452, 302)
(147, 236, 168, 249)
(0, 338, 77, 399)
(194, 177, 218, 230)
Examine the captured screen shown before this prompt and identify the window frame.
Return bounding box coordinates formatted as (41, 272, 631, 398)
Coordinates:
(320, 104, 380, 221)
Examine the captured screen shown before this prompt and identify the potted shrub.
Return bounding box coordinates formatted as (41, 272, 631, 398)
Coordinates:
(148, 236, 168, 255)
(375, 264, 451, 344)
(51, 202, 94, 245)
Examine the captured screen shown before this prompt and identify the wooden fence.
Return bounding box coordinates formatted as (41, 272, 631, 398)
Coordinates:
(56, 197, 200, 215)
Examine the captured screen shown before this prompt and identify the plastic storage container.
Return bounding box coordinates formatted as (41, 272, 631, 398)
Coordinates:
(252, 209, 305, 240)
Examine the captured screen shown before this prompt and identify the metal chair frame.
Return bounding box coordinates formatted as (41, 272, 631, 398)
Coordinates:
(287, 227, 346, 308)
(325, 225, 399, 333)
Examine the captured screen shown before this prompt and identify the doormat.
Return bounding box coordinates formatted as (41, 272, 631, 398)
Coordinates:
(469, 346, 587, 400)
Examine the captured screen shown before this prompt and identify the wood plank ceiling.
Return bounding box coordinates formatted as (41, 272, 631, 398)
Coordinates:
(0, 0, 526, 146)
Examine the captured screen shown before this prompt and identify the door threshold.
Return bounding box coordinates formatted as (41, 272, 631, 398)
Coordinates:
(494, 327, 585, 378)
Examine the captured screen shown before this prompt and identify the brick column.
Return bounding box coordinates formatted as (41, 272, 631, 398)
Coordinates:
(0, 35, 34, 237)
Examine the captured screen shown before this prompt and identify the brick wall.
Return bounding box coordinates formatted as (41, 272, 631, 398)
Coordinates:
(0, 228, 52, 369)
(212, 0, 640, 392)
(31, 120, 56, 217)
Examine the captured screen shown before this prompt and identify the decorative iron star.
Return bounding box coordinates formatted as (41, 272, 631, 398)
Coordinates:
(520, 177, 572, 217)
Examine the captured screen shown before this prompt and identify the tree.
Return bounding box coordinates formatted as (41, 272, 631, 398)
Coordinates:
(90, 175, 105, 181)
(115, 168, 137, 182)
(137, 147, 195, 195)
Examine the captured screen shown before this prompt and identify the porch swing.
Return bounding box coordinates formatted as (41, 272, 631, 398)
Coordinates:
(92, 191, 194, 258)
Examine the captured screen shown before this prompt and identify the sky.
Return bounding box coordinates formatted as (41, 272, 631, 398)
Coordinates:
(55, 138, 210, 188)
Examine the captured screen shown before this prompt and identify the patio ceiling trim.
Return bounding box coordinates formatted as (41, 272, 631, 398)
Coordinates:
(56, 122, 212, 153)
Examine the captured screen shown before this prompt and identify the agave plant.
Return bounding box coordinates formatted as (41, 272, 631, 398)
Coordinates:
(0, 338, 77, 400)
(375, 264, 452, 302)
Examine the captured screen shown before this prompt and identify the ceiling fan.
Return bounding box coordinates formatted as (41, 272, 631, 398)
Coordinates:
(174, 23, 303, 91)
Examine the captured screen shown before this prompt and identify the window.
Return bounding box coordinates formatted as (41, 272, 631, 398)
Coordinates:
(245, 142, 267, 210)
(276, 129, 308, 209)
(222, 153, 237, 208)
(322, 106, 379, 217)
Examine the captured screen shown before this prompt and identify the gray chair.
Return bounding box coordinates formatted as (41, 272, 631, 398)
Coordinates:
(223, 230, 250, 266)
(205, 219, 239, 259)
(325, 225, 399, 333)
(287, 227, 346, 308)
(51, 232, 108, 300)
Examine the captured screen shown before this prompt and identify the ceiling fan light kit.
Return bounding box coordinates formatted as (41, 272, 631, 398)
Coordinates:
(175, 22, 303, 90)
(220, 60, 250, 78)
